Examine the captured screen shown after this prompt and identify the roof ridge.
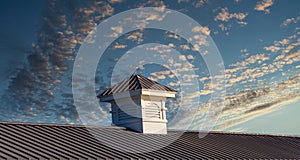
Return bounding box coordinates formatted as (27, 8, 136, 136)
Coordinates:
(136, 74, 177, 92)
(133, 74, 142, 89)
(0, 121, 127, 129)
(168, 129, 300, 138)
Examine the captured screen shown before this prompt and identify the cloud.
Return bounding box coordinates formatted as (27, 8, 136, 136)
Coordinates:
(166, 32, 182, 40)
(138, 0, 167, 13)
(187, 55, 195, 60)
(169, 81, 180, 87)
(240, 48, 248, 53)
(0, 0, 117, 124)
(168, 43, 175, 47)
(264, 45, 281, 52)
(186, 89, 213, 98)
(126, 31, 143, 44)
(277, 38, 290, 45)
(178, 0, 189, 3)
(218, 95, 300, 130)
(136, 8, 168, 23)
(199, 77, 209, 83)
(214, 7, 248, 22)
(264, 32, 299, 55)
(188, 26, 299, 132)
(179, 55, 187, 61)
(282, 42, 300, 54)
(108, 0, 123, 3)
(193, 0, 207, 8)
(192, 26, 211, 35)
(180, 45, 190, 50)
(217, 24, 231, 34)
(254, 0, 274, 14)
(146, 45, 172, 54)
(244, 100, 278, 114)
(285, 50, 300, 60)
(193, 34, 209, 46)
(214, 7, 248, 34)
(237, 21, 248, 26)
(111, 26, 123, 34)
(230, 53, 270, 67)
(281, 16, 300, 27)
(112, 43, 127, 49)
(225, 67, 242, 74)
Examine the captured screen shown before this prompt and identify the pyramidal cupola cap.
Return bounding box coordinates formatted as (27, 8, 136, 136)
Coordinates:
(98, 74, 176, 98)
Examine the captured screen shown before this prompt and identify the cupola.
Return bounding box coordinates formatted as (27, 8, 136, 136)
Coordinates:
(97, 74, 176, 134)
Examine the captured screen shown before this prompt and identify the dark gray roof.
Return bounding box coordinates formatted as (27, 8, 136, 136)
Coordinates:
(0, 122, 299, 159)
(98, 74, 177, 98)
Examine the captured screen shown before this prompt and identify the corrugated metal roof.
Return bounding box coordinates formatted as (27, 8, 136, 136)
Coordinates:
(98, 74, 177, 98)
(0, 122, 299, 159)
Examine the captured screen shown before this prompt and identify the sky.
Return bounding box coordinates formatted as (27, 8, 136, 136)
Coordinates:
(0, 0, 299, 136)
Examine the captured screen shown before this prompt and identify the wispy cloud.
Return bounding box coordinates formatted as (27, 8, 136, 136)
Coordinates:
(281, 16, 300, 27)
(264, 45, 281, 52)
(108, 0, 123, 4)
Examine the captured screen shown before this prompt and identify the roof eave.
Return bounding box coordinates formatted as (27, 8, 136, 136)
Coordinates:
(98, 89, 176, 102)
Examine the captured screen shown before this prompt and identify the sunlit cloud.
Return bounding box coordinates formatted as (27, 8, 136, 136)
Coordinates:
(192, 26, 211, 35)
(111, 26, 123, 34)
(126, 31, 143, 44)
(186, 89, 213, 99)
(108, 0, 123, 4)
(230, 53, 269, 67)
(214, 7, 248, 34)
(193, 0, 207, 8)
(281, 16, 300, 27)
(264, 45, 281, 52)
(187, 54, 195, 60)
(112, 43, 127, 49)
(214, 7, 248, 22)
(180, 44, 190, 50)
(254, 0, 274, 14)
(285, 50, 300, 61)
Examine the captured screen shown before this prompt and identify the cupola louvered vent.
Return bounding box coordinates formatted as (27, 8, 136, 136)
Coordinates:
(145, 103, 161, 119)
(118, 105, 138, 121)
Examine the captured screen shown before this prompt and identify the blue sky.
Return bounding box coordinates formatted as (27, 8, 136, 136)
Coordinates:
(0, 0, 299, 136)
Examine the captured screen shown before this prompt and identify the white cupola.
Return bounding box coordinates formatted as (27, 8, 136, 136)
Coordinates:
(97, 74, 176, 134)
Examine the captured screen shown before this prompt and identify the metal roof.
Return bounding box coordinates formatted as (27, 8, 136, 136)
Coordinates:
(98, 74, 177, 98)
(0, 122, 299, 159)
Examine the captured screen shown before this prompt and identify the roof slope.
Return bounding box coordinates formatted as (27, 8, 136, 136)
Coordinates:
(0, 122, 299, 159)
(98, 74, 176, 97)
